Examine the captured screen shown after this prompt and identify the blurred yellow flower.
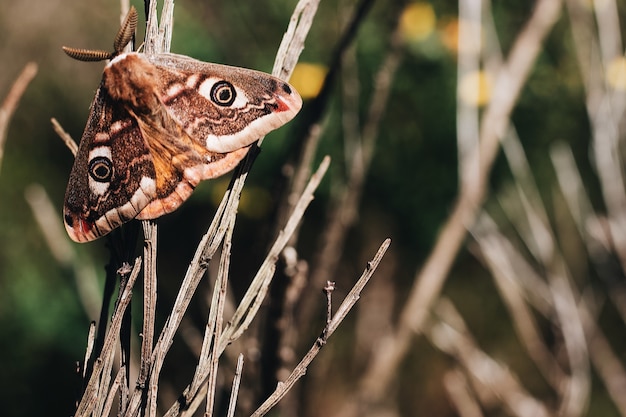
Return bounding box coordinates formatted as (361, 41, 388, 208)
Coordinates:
(440, 17, 459, 53)
(289, 62, 327, 99)
(459, 70, 492, 107)
(607, 57, 626, 91)
(400, 2, 436, 42)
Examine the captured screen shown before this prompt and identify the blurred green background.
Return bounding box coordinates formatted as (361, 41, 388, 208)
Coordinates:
(1, 0, 625, 416)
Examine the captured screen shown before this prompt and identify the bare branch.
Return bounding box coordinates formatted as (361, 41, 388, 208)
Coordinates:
(428, 298, 552, 417)
(226, 354, 244, 417)
(443, 369, 484, 417)
(204, 215, 234, 417)
(138, 221, 157, 387)
(0, 62, 37, 171)
(51, 117, 78, 156)
(272, 0, 321, 80)
(75, 257, 142, 417)
(350, 1, 564, 409)
(251, 238, 391, 417)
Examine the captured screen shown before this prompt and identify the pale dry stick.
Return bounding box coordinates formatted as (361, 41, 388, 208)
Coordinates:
(550, 143, 626, 326)
(564, 0, 626, 331)
(220, 156, 331, 348)
(226, 354, 244, 417)
(139, 221, 157, 405)
(0, 61, 37, 171)
(588, 98, 626, 266)
(75, 257, 142, 417)
(501, 157, 594, 411)
(428, 298, 552, 417)
(51, 117, 78, 156)
(547, 258, 590, 417)
(204, 347, 220, 417)
(98, 349, 120, 417)
(474, 213, 554, 314)
(120, 3, 173, 415)
(137, 2, 172, 408)
(549, 143, 609, 253)
(476, 210, 594, 408)
(592, 0, 623, 65)
(471, 213, 566, 390)
(271, 0, 321, 81)
(568, 0, 626, 269)
(578, 295, 626, 416)
(189, 255, 228, 395)
(498, 184, 555, 264)
(170, 157, 331, 417)
(141, 159, 254, 415)
(475, 9, 548, 262)
(443, 369, 485, 417)
(119, 355, 130, 416)
(479, 1, 503, 75)
(158, 0, 175, 53)
(251, 238, 391, 417)
(189, 220, 237, 397)
(160, 0, 318, 334)
(347, 1, 564, 411)
(499, 129, 555, 263)
(481, 172, 591, 415)
(84, 322, 97, 380)
(571, 0, 626, 363)
(205, 216, 235, 417)
(100, 265, 142, 417)
(144, 0, 160, 55)
(102, 367, 126, 417)
(140, 162, 253, 417)
(456, 0, 482, 191)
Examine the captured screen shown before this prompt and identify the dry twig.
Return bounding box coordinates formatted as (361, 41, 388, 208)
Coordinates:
(345, 2, 564, 413)
(251, 238, 391, 417)
(0, 62, 37, 171)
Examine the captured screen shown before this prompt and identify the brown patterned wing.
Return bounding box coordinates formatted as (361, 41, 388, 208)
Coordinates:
(63, 85, 158, 242)
(147, 53, 303, 153)
(64, 53, 302, 243)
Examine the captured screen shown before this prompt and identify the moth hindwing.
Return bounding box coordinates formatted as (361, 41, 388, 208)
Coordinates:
(63, 52, 302, 242)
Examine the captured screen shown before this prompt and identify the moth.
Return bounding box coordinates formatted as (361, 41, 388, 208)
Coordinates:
(62, 8, 302, 242)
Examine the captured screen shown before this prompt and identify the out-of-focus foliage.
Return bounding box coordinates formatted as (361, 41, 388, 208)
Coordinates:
(1, 0, 625, 416)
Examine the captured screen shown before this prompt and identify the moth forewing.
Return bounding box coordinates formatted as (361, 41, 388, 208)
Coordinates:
(147, 53, 303, 152)
(63, 52, 302, 242)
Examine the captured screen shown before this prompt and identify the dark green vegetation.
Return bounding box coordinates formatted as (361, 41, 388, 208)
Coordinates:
(1, 0, 626, 416)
